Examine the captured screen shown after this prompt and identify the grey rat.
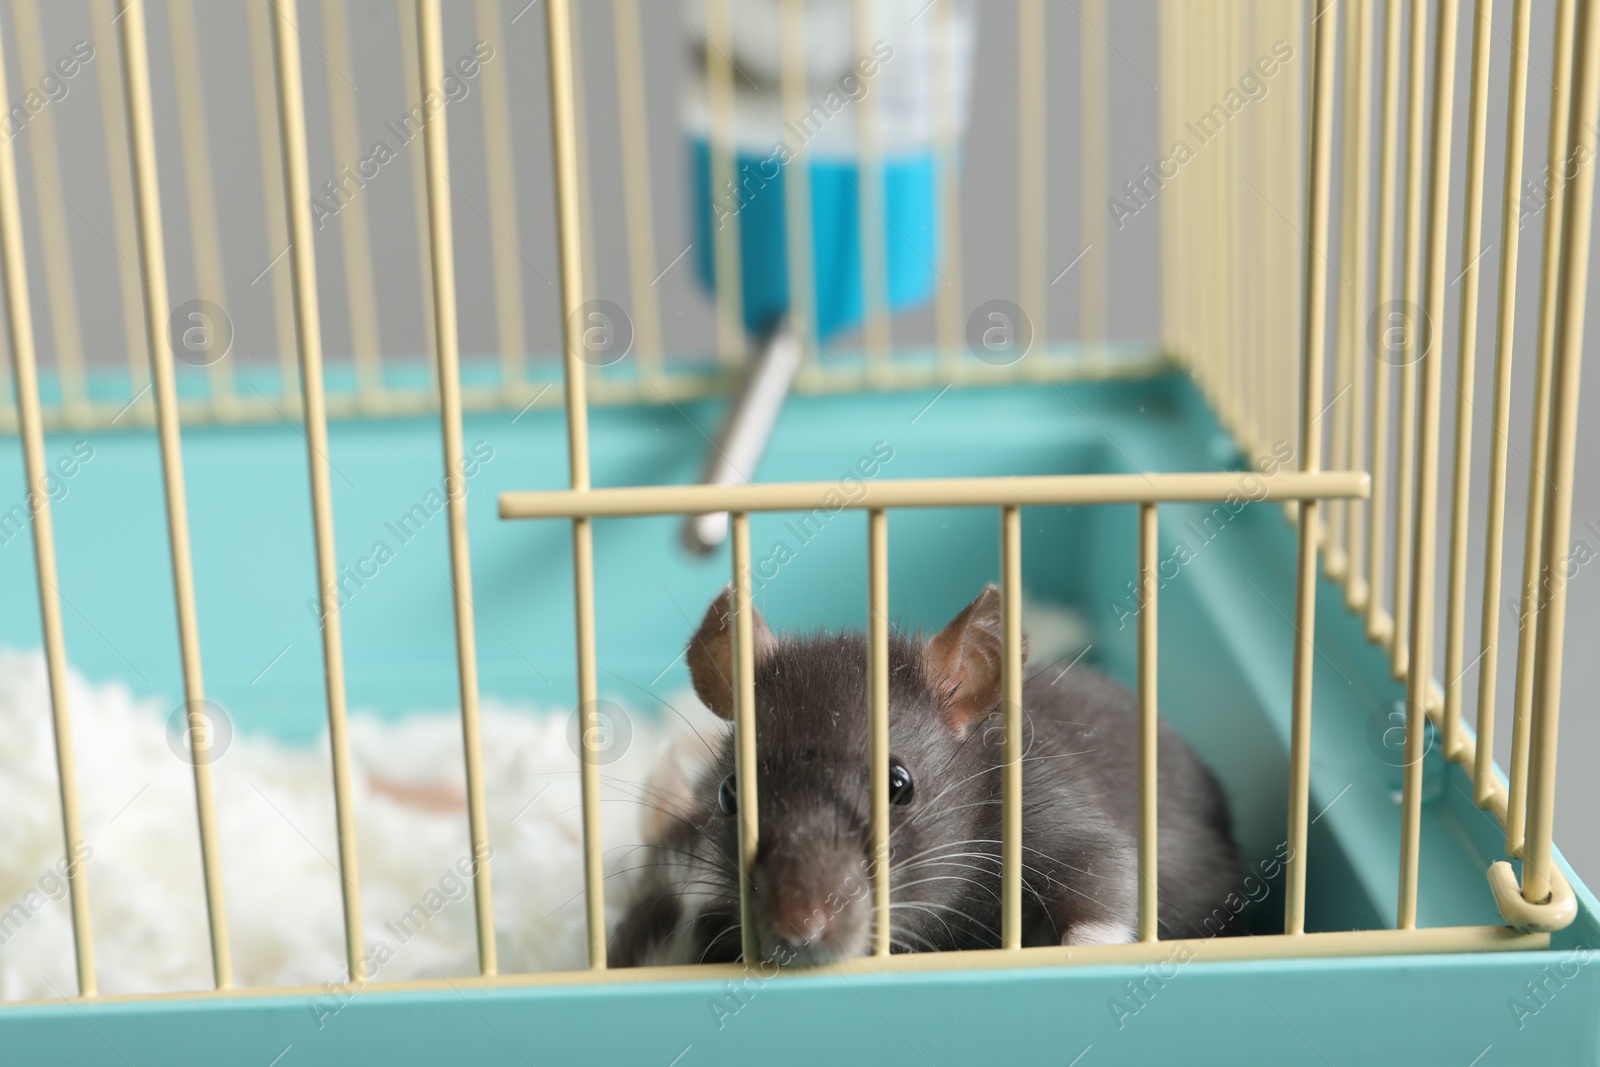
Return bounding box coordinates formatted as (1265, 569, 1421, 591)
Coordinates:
(611, 584, 1244, 968)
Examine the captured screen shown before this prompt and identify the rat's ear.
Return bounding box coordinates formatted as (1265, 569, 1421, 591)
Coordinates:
(924, 584, 1028, 736)
(686, 586, 775, 720)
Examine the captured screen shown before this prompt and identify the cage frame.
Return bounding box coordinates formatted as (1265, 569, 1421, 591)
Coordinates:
(0, 0, 1592, 1028)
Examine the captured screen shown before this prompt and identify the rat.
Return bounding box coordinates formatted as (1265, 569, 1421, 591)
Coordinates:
(611, 584, 1245, 968)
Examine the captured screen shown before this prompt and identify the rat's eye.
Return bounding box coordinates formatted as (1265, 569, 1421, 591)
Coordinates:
(889, 759, 914, 805)
(717, 773, 737, 815)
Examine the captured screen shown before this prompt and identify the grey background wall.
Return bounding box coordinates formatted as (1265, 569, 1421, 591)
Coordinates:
(5, 0, 1597, 885)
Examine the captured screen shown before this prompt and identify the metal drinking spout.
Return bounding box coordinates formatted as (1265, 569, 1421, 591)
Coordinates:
(680, 325, 804, 555)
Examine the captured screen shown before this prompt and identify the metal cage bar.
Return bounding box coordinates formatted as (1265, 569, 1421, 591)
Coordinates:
(116, 0, 232, 990)
(1191, 2, 1212, 408)
(1284, 0, 1338, 938)
(398, 0, 439, 389)
(246, 0, 301, 413)
(1173, 0, 1189, 377)
(706, 0, 743, 367)
(1221, 0, 1242, 440)
(610, 0, 663, 384)
(779, 0, 817, 366)
(1288, 0, 1307, 475)
(566, 4, 601, 345)
(416, 0, 498, 976)
(867, 508, 891, 956)
(269, 0, 367, 982)
(92, 0, 150, 414)
(1136, 502, 1159, 944)
(11, 0, 88, 424)
(1158, 0, 1177, 364)
(320, 0, 385, 406)
(731, 512, 762, 965)
(1192, 0, 1213, 413)
(1523, 0, 1600, 907)
(1225, 0, 1240, 435)
(544, 0, 605, 970)
(934, 0, 965, 379)
(1474, 0, 1533, 810)
(1079, 0, 1108, 354)
(1237, 2, 1262, 457)
(1391, 0, 1428, 682)
(1366, 0, 1403, 647)
(1231, 0, 1243, 429)
(1440, 0, 1494, 763)
(0, 11, 96, 996)
(501, 471, 1370, 520)
(1507, 0, 1578, 856)
(1398, 0, 1460, 932)
(999, 504, 1023, 950)
(4, 924, 1552, 1011)
(1203, 0, 1222, 431)
(1207, 0, 1224, 427)
(477, 0, 532, 394)
(1326, 0, 1365, 580)
(1018, 0, 1046, 356)
(855, 0, 890, 378)
(1342, 0, 1375, 613)
(167, 0, 237, 415)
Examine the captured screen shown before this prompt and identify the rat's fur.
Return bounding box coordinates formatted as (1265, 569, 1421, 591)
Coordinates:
(611, 588, 1244, 968)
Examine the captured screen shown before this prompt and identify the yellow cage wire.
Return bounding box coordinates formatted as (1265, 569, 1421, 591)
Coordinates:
(0, 0, 1593, 1004)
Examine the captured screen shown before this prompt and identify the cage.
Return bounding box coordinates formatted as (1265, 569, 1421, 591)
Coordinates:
(0, 0, 1598, 1064)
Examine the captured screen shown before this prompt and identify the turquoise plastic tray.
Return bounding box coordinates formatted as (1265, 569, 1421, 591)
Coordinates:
(2, 366, 1596, 1065)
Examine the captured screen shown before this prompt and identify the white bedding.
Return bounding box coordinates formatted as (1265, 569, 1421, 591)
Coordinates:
(0, 649, 712, 1000)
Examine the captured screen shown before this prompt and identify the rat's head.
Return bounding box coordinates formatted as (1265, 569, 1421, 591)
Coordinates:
(677, 584, 1023, 968)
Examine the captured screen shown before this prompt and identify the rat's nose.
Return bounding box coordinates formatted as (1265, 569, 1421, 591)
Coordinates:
(769, 894, 838, 949)
(752, 843, 871, 965)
